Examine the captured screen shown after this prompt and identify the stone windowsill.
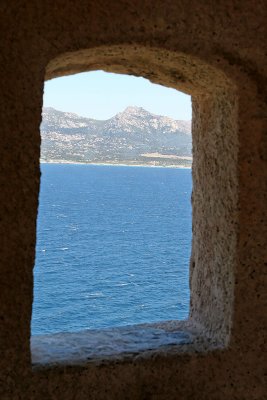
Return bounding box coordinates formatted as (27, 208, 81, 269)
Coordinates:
(31, 320, 199, 367)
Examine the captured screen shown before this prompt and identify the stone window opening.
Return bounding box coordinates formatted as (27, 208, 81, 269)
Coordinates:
(31, 46, 238, 367)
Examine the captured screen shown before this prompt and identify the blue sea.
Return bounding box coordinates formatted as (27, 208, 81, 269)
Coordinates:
(31, 164, 192, 335)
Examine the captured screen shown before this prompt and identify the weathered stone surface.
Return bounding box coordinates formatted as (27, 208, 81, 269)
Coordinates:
(0, 1, 266, 399)
(31, 322, 193, 366)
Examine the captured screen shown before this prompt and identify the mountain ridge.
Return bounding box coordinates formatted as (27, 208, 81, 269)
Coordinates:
(41, 106, 192, 167)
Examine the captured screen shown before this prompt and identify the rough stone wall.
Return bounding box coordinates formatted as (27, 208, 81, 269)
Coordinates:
(0, 1, 266, 399)
(191, 89, 238, 343)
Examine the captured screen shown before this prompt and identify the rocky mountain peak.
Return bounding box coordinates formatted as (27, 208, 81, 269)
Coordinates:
(122, 106, 150, 115)
(113, 106, 151, 121)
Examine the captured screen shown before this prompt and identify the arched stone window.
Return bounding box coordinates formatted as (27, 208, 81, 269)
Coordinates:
(31, 46, 238, 365)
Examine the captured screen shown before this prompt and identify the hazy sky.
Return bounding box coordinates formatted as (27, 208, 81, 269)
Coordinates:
(43, 71, 191, 121)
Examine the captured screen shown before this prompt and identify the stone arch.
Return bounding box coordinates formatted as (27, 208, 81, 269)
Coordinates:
(45, 45, 234, 95)
(40, 45, 238, 344)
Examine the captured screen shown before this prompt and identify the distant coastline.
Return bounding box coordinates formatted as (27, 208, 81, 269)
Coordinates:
(41, 107, 192, 170)
(40, 160, 192, 169)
